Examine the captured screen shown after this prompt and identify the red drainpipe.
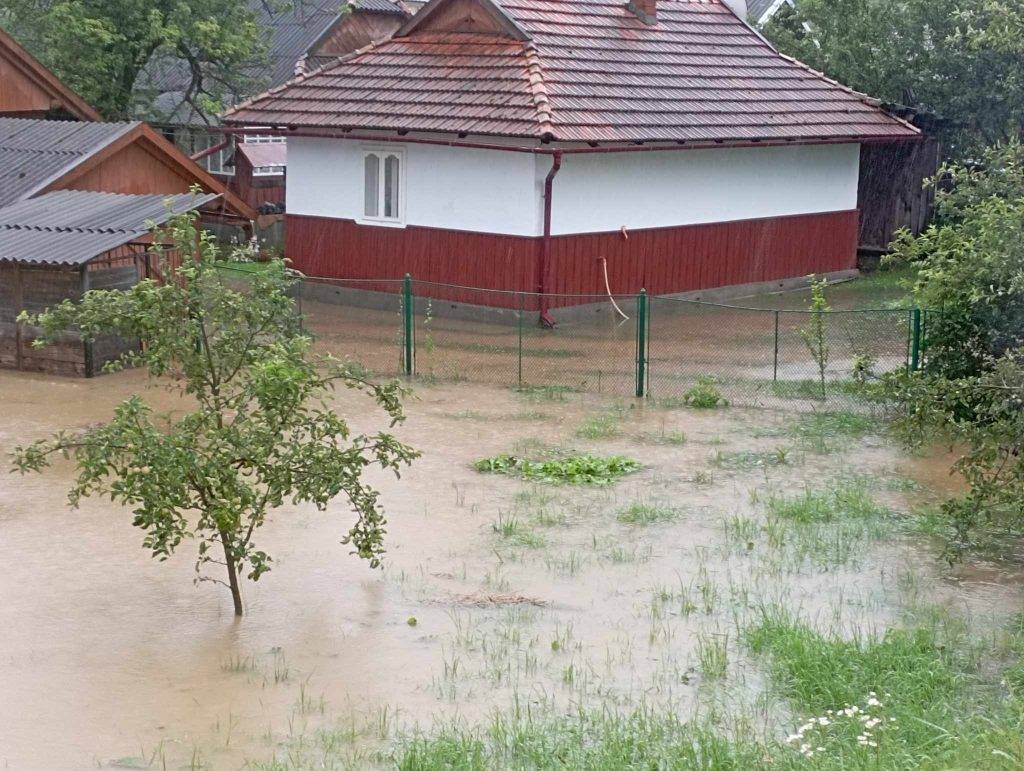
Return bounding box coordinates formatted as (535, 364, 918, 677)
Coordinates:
(538, 150, 562, 327)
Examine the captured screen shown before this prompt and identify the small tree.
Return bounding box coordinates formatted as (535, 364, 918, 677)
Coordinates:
(800, 276, 831, 400)
(11, 210, 417, 616)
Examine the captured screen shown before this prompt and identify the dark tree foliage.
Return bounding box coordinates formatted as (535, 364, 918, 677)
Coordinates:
(761, 0, 1024, 158)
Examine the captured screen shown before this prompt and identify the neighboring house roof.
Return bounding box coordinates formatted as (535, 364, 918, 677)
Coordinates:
(0, 190, 217, 265)
(137, 0, 409, 124)
(0, 117, 256, 218)
(236, 142, 288, 169)
(225, 0, 918, 145)
(0, 26, 103, 121)
(747, 0, 792, 25)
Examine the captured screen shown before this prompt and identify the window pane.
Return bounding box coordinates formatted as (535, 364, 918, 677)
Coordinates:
(364, 153, 380, 217)
(384, 154, 400, 219)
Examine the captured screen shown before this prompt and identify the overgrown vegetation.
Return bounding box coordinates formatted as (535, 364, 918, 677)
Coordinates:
(11, 209, 417, 616)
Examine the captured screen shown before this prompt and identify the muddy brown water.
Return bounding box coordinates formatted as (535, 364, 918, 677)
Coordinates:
(0, 370, 1018, 769)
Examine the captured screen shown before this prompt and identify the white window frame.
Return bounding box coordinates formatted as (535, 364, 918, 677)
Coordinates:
(252, 164, 285, 177)
(358, 146, 406, 228)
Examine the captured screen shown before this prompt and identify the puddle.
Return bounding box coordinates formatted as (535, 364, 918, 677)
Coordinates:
(0, 369, 1019, 768)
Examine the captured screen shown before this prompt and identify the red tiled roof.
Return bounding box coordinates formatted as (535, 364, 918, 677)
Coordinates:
(224, 0, 918, 144)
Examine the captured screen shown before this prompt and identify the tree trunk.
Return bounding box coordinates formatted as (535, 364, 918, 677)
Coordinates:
(221, 537, 244, 616)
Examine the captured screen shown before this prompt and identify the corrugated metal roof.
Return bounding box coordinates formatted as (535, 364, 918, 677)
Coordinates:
(225, 0, 919, 144)
(354, 0, 409, 14)
(0, 190, 217, 266)
(0, 118, 137, 209)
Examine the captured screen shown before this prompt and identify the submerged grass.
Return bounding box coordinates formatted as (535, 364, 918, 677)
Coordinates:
(767, 483, 891, 525)
(616, 502, 683, 526)
(576, 411, 623, 440)
(712, 447, 793, 471)
(393, 707, 762, 770)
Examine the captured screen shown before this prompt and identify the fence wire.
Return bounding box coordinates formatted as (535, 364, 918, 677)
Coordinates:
(287, 273, 922, 410)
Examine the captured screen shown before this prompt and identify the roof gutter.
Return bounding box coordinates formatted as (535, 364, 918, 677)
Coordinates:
(538, 150, 562, 327)
(215, 125, 921, 156)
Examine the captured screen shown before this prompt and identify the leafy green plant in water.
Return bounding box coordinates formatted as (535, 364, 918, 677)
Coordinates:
(474, 452, 641, 486)
(682, 377, 729, 408)
(800, 275, 831, 400)
(11, 205, 418, 616)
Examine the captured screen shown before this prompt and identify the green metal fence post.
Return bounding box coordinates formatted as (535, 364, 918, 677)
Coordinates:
(517, 291, 524, 387)
(403, 274, 414, 376)
(772, 310, 780, 382)
(635, 289, 648, 398)
(910, 307, 922, 372)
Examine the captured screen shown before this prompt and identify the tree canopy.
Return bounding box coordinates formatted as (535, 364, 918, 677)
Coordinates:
(761, 0, 1024, 157)
(0, 0, 271, 121)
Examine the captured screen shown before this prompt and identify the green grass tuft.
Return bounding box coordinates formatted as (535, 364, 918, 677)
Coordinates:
(767, 483, 890, 524)
(576, 411, 623, 439)
(394, 708, 762, 770)
(616, 502, 682, 526)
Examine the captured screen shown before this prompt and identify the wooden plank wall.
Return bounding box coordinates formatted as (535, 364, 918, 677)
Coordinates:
(858, 138, 939, 252)
(0, 264, 89, 375)
(285, 210, 859, 309)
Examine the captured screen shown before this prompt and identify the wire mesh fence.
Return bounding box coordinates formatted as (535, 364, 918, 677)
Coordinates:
(271, 270, 925, 410)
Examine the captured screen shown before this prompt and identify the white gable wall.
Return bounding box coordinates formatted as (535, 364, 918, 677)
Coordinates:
(287, 136, 540, 236)
(549, 143, 861, 235)
(287, 137, 860, 237)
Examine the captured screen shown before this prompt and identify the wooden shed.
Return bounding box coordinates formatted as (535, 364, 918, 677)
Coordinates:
(0, 117, 255, 376)
(0, 190, 221, 376)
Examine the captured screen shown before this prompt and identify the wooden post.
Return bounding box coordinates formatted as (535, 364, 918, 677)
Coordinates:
(13, 263, 23, 370)
(81, 265, 95, 377)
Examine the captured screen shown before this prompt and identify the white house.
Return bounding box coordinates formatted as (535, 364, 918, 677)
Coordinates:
(224, 0, 919, 317)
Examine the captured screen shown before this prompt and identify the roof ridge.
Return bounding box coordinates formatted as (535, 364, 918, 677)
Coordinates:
(523, 41, 555, 139)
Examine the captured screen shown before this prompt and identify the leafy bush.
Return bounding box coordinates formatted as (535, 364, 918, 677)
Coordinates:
(682, 377, 729, 409)
(474, 452, 641, 486)
(888, 143, 1024, 378)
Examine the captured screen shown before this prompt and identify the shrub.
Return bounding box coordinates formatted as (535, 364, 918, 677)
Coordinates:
(682, 377, 729, 409)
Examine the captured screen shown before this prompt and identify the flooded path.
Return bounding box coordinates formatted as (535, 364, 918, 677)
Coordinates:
(0, 370, 1018, 768)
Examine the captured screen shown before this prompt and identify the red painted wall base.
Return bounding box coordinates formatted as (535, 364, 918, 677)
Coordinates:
(286, 210, 859, 308)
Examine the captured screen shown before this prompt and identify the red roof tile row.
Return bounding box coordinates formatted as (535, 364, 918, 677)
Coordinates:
(225, 0, 918, 144)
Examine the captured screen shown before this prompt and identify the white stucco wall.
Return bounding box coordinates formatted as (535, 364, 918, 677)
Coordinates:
(549, 143, 861, 235)
(287, 137, 860, 237)
(286, 137, 540, 236)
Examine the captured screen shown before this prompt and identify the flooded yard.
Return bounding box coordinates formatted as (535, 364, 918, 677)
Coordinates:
(0, 368, 1020, 769)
